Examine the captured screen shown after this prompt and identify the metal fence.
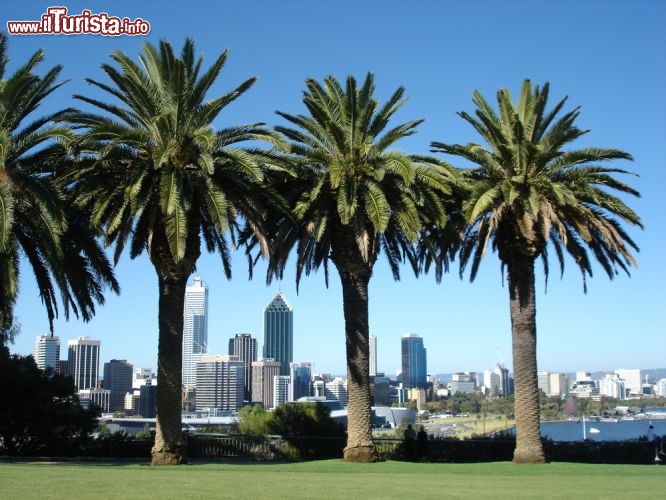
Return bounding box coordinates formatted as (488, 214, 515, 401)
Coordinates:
(186, 434, 656, 464)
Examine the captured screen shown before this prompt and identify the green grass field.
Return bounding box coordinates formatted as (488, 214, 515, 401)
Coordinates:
(0, 460, 663, 499)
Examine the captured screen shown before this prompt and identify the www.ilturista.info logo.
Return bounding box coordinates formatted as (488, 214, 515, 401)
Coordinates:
(7, 7, 151, 36)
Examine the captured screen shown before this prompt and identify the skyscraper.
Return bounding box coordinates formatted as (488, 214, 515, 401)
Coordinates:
(103, 359, 134, 412)
(229, 333, 258, 401)
(401, 333, 427, 389)
(67, 336, 101, 390)
(183, 276, 208, 387)
(195, 355, 245, 411)
(289, 361, 312, 401)
(369, 334, 377, 377)
(34, 334, 60, 373)
(251, 358, 281, 408)
(263, 292, 293, 376)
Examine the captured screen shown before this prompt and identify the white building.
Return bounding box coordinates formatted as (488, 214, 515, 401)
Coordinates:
(67, 336, 101, 390)
(369, 334, 377, 377)
(656, 379, 666, 398)
(483, 369, 500, 396)
(34, 334, 60, 373)
(325, 378, 348, 406)
(615, 369, 641, 397)
(183, 276, 208, 387)
(549, 373, 568, 397)
(599, 373, 626, 400)
(273, 375, 291, 409)
(132, 368, 156, 389)
(537, 371, 551, 395)
(78, 388, 110, 412)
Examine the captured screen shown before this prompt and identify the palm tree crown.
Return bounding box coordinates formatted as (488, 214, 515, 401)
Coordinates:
(0, 32, 118, 332)
(70, 38, 284, 269)
(432, 79, 641, 286)
(272, 73, 452, 284)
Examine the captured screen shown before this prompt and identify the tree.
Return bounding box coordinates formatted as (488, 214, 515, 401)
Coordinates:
(268, 402, 345, 437)
(262, 74, 454, 462)
(425, 80, 641, 463)
(0, 346, 99, 455)
(237, 404, 272, 435)
(0, 32, 118, 333)
(66, 38, 284, 465)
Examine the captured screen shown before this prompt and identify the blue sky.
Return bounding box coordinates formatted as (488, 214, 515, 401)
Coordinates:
(5, 1, 665, 377)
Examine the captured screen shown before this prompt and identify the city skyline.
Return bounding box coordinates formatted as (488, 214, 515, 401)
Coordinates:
(6, 1, 665, 376)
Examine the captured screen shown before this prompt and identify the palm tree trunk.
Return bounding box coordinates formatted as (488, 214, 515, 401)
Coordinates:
(338, 266, 378, 463)
(151, 269, 188, 465)
(507, 255, 545, 463)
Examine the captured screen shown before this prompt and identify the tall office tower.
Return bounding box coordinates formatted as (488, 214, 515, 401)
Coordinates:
(34, 334, 60, 373)
(401, 333, 427, 389)
(273, 375, 291, 409)
(229, 333, 258, 402)
(263, 292, 293, 376)
(195, 355, 245, 412)
(289, 361, 312, 402)
(494, 363, 512, 397)
(369, 334, 377, 377)
(183, 276, 208, 387)
(251, 358, 281, 408)
(103, 359, 134, 412)
(67, 336, 101, 390)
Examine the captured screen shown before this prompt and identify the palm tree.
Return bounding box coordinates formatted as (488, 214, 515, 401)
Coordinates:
(66, 38, 284, 465)
(426, 79, 642, 463)
(265, 73, 454, 462)
(0, 32, 118, 333)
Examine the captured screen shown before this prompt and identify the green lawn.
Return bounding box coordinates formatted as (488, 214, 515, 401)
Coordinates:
(0, 460, 663, 499)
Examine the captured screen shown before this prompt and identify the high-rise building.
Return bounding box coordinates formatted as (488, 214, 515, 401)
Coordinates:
(289, 362, 312, 402)
(34, 334, 60, 373)
(494, 363, 512, 397)
(229, 333, 258, 401)
(369, 334, 377, 377)
(195, 355, 244, 412)
(251, 358, 281, 408)
(401, 333, 427, 389)
(103, 359, 133, 412)
(263, 292, 293, 376)
(183, 276, 208, 387)
(273, 375, 291, 409)
(67, 336, 101, 390)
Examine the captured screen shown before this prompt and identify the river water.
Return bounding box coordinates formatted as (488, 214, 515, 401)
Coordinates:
(541, 417, 666, 442)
